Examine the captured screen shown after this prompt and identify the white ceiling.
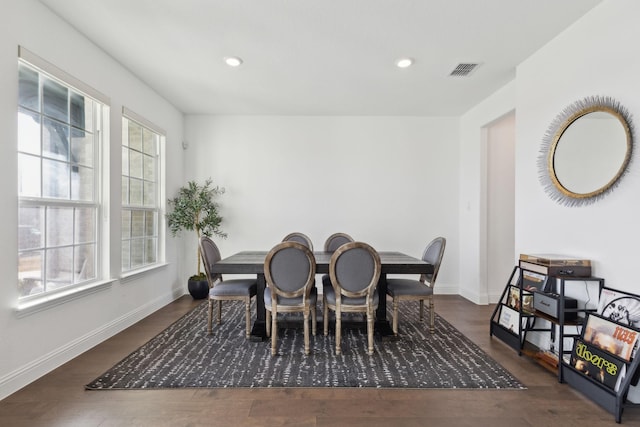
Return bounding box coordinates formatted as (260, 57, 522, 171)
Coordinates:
(38, 0, 602, 116)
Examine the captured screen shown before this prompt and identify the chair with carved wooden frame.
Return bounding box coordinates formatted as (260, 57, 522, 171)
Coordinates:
(323, 241, 381, 355)
(386, 237, 446, 335)
(282, 232, 314, 251)
(199, 236, 257, 338)
(321, 232, 354, 301)
(264, 241, 317, 356)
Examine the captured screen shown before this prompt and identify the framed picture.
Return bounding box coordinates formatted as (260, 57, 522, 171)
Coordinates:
(583, 313, 639, 361)
(597, 287, 640, 329)
(508, 286, 534, 313)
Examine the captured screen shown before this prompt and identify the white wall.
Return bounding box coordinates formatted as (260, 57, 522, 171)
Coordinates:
(0, 0, 185, 400)
(516, 0, 640, 296)
(184, 115, 460, 291)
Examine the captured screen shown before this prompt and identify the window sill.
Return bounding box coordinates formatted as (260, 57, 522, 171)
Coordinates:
(120, 262, 169, 284)
(15, 279, 115, 318)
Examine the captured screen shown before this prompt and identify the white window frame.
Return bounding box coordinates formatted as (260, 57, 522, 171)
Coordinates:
(121, 107, 165, 275)
(17, 47, 112, 312)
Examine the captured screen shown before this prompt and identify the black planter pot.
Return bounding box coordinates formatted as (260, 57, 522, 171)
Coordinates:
(188, 278, 209, 299)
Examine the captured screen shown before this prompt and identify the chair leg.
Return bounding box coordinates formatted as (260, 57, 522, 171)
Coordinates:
(304, 307, 310, 355)
(208, 299, 214, 335)
(265, 310, 271, 337)
(335, 308, 342, 355)
(271, 310, 278, 356)
(245, 298, 251, 339)
(323, 297, 329, 336)
(429, 296, 435, 334)
(392, 298, 399, 336)
(217, 300, 222, 325)
(367, 308, 375, 355)
(419, 299, 424, 321)
(311, 302, 317, 336)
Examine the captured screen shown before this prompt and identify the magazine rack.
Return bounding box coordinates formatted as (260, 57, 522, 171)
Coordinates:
(560, 288, 640, 423)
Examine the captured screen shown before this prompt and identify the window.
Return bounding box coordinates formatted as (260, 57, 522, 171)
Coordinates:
(121, 109, 163, 273)
(17, 48, 109, 299)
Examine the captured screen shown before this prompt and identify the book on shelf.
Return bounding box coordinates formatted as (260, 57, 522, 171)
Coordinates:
(597, 287, 640, 330)
(507, 285, 534, 313)
(498, 305, 521, 334)
(583, 313, 639, 362)
(570, 339, 627, 391)
(521, 270, 548, 292)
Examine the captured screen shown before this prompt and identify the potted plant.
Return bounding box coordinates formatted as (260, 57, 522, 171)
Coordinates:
(166, 178, 227, 299)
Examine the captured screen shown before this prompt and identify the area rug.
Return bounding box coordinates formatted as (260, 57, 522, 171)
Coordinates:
(86, 301, 524, 389)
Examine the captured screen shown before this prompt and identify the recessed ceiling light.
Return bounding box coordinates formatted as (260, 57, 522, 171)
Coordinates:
(396, 57, 414, 68)
(224, 56, 243, 67)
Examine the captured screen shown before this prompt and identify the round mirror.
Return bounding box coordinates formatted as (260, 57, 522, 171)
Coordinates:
(539, 96, 634, 206)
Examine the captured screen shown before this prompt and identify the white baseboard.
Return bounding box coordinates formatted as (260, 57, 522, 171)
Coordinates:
(0, 288, 184, 401)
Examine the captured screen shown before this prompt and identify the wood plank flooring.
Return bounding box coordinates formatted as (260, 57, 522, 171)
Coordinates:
(1, 295, 639, 426)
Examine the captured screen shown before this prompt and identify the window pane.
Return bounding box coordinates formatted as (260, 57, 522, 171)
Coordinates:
(74, 244, 95, 282)
(145, 238, 157, 264)
(46, 246, 73, 289)
(131, 210, 144, 237)
(71, 165, 93, 201)
(131, 239, 144, 268)
(19, 250, 43, 297)
(121, 146, 129, 176)
(43, 117, 69, 161)
(121, 241, 131, 271)
(19, 206, 44, 251)
(143, 181, 155, 207)
(70, 91, 93, 130)
(18, 108, 41, 155)
(145, 211, 157, 236)
(43, 159, 70, 199)
(75, 207, 95, 244)
(129, 178, 143, 205)
(42, 77, 68, 122)
(71, 127, 93, 167)
(18, 153, 41, 197)
(143, 130, 156, 155)
(18, 64, 40, 111)
(129, 150, 143, 179)
(128, 121, 143, 151)
(122, 177, 129, 205)
(143, 153, 156, 181)
(121, 210, 131, 239)
(47, 207, 74, 247)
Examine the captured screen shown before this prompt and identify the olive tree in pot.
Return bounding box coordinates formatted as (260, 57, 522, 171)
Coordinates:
(166, 179, 227, 299)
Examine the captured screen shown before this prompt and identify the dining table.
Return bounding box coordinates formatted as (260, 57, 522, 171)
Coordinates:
(211, 250, 434, 341)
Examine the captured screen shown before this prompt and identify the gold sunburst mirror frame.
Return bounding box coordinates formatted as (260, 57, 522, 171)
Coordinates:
(538, 96, 634, 207)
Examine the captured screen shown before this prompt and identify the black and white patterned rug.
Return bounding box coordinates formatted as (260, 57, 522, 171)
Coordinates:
(86, 301, 524, 389)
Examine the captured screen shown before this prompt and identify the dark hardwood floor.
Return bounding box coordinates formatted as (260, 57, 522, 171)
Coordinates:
(1, 294, 638, 426)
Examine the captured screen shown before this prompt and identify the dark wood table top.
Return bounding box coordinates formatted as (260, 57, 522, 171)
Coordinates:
(211, 250, 433, 275)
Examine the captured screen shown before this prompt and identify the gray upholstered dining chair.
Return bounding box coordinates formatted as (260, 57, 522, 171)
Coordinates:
(282, 232, 314, 250)
(199, 236, 258, 338)
(264, 241, 317, 356)
(323, 241, 381, 355)
(321, 232, 354, 295)
(386, 237, 446, 335)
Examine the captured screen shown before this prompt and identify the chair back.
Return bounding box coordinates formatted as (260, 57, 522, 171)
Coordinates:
(421, 237, 446, 286)
(199, 236, 223, 285)
(329, 241, 381, 299)
(282, 232, 314, 251)
(264, 241, 316, 300)
(323, 232, 354, 252)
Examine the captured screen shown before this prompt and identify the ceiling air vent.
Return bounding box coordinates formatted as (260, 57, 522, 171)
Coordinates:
(449, 63, 479, 77)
